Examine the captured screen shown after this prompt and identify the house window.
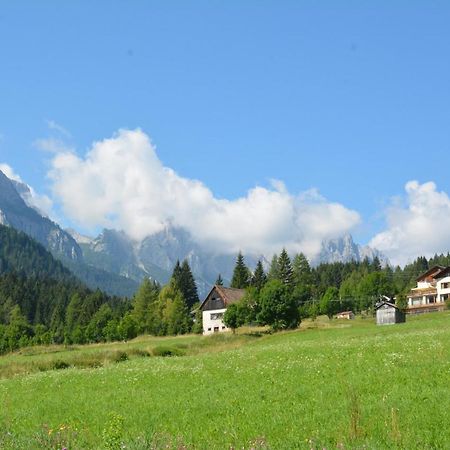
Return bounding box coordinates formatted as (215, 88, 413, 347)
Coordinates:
(441, 294, 449, 302)
(222, 326, 226, 330)
(441, 282, 449, 289)
(210, 312, 224, 321)
(214, 327, 219, 332)
(207, 328, 211, 331)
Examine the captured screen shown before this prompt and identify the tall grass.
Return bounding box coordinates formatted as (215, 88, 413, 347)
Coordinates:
(0, 312, 449, 449)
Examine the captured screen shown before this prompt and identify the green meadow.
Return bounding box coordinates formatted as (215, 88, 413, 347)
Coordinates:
(0, 312, 449, 449)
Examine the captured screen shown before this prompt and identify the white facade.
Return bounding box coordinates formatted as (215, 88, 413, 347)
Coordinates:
(407, 267, 448, 312)
(202, 308, 228, 335)
(200, 286, 246, 335)
(437, 276, 450, 303)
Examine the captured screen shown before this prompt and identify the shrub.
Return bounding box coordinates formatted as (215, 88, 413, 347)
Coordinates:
(52, 360, 70, 370)
(110, 351, 128, 363)
(127, 348, 150, 358)
(152, 345, 185, 357)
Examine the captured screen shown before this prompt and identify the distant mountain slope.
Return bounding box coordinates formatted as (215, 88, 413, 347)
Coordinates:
(0, 224, 77, 283)
(73, 225, 264, 296)
(0, 170, 139, 297)
(314, 234, 388, 266)
(0, 170, 81, 261)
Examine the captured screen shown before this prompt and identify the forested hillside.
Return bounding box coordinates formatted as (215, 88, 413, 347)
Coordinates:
(0, 225, 76, 282)
(0, 225, 130, 353)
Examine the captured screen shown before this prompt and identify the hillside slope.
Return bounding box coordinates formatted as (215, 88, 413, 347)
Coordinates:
(0, 312, 448, 448)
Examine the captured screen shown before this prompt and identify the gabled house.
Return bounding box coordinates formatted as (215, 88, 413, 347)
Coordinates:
(199, 285, 246, 335)
(407, 265, 449, 314)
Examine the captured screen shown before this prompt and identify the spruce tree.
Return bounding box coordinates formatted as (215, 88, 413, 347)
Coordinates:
(251, 260, 267, 291)
(132, 278, 160, 333)
(230, 252, 250, 289)
(268, 254, 280, 280)
(172, 260, 199, 310)
(171, 260, 182, 285)
(292, 253, 312, 286)
(278, 249, 294, 287)
(215, 274, 224, 286)
(160, 280, 191, 335)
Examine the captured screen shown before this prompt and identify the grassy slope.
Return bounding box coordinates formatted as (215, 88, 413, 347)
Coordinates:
(0, 313, 449, 449)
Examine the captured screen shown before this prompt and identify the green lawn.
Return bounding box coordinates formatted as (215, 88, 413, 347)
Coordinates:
(1, 312, 449, 449)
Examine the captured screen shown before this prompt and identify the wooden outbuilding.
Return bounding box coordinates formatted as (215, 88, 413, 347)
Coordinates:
(376, 298, 405, 325)
(335, 310, 355, 320)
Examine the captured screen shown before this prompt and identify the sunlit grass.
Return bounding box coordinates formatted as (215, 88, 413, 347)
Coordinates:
(0, 312, 449, 449)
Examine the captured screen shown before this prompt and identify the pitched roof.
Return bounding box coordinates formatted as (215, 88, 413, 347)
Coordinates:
(215, 285, 246, 305)
(200, 285, 246, 310)
(376, 300, 400, 310)
(416, 265, 447, 282)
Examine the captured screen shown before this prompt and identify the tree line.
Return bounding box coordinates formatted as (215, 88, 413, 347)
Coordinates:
(221, 250, 450, 332)
(1, 222, 450, 353)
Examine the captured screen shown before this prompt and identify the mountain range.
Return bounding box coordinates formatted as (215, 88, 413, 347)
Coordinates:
(0, 169, 388, 297)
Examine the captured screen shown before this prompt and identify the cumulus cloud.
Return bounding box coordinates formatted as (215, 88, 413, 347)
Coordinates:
(0, 163, 54, 218)
(370, 181, 450, 266)
(47, 128, 360, 258)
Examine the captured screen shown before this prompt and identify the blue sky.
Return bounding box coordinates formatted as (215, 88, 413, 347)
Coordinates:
(1, 1, 450, 264)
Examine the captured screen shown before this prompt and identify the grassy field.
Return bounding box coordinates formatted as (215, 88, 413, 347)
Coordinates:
(0, 312, 449, 449)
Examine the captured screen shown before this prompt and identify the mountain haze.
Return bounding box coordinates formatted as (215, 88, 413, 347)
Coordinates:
(0, 169, 388, 297)
(0, 170, 139, 297)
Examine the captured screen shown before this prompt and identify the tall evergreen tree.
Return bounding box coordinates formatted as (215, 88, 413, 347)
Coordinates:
(160, 280, 191, 335)
(171, 260, 182, 285)
(293, 253, 312, 286)
(171, 260, 199, 310)
(179, 260, 200, 309)
(251, 260, 267, 291)
(268, 254, 280, 280)
(132, 278, 160, 333)
(230, 252, 250, 289)
(215, 274, 224, 286)
(278, 249, 294, 287)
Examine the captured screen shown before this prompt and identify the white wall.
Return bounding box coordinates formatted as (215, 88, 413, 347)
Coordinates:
(437, 275, 450, 302)
(202, 308, 228, 335)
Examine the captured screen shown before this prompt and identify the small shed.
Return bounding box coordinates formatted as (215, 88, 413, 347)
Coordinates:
(375, 299, 405, 325)
(335, 310, 355, 320)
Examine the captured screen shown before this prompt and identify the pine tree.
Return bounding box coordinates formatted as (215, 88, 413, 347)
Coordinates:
(251, 260, 267, 291)
(215, 274, 224, 286)
(179, 260, 200, 309)
(171, 260, 199, 310)
(230, 252, 250, 289)
(160, 280, 191, 335)
(132, 278, 160, 333)
(268, 254, 280, 280)
(292, 253, 312, 286)
(278, 249, 294, 287)
(171, 260, 182, 285)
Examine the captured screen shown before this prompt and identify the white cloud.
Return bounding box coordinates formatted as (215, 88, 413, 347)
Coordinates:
(0, 163, 54, 218)
(47, 128, 361, 258)
(0, 163, 23, 182)
(370, 181, 450, 266)
(46, 120, 71, 138)
(35, 137, 74, 154)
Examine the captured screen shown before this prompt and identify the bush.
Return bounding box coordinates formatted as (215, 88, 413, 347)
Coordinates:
(52, 359, 70, 370)
(152, 345, 185, 357)
(110, 351, 128, 363)
(127, 348, 150, 358)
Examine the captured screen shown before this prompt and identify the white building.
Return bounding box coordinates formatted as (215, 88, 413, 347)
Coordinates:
(199, 285, 246, 335)
(407, 265, 449, 314)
